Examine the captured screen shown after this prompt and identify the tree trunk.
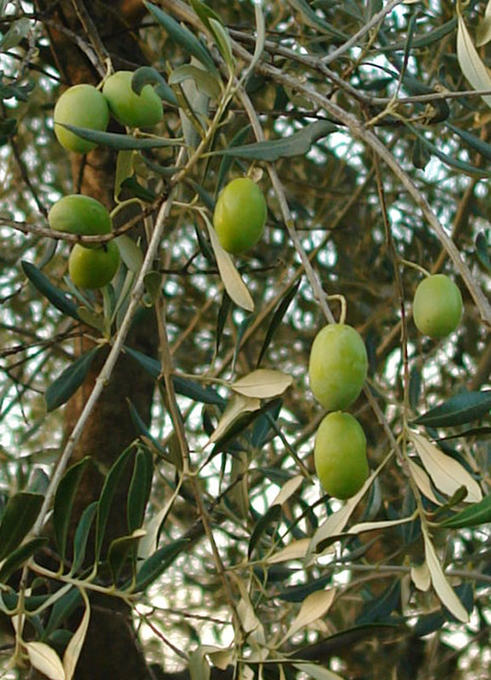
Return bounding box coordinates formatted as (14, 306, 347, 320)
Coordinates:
(32, 2, 159, 678)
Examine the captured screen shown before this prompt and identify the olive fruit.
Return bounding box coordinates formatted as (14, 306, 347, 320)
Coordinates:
(48, 195, 112, 247)
(102, 71, 163, 128)
(213, 177, 267, 254)
(68, 242, 120, 289)
(314, 411, 368, 500)
(309, 323, 368, 411)
(54, 84, 109, 153)
(412, 274, 463, 339)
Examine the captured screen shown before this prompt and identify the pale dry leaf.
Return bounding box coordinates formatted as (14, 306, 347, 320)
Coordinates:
(411, 562, 431, 592)
(408, 459, 442, 506)
(231, 369, 293, 399)
(271, 474, 304, 507)
(307, 471, 376, 558)
(26, 642, 65, 680)
(267, 538, 310, 564)
(208, 393, 261, 444)
(411, 432, 482, 502)
(201, 646, 234, 672)
(63, 589, 90, 680)
(476, 0, 491, 46)
(137, 483, 181, 563)
(456, 14, 491, 107)
(284, 589, 336, 642)
(348, 515, 416, 534)
(206, 220, 254, 311)
(423, 532, 469, 623)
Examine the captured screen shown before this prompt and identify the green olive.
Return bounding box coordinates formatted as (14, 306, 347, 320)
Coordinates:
(54, 84, 109, 153)
(308, 324, 368, 411)
(314, 411, 368, 500)
(68, 242, 120, 289)
(413, 274, 463, 339)
(213, 177, 267, 254)
(102, 71, 163, 128)
(48, 195, 112, 248)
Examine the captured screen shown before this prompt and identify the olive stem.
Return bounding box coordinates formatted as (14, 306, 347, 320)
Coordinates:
(109, 197, 142, 220)
(326, 294, 347, 325)
(400, 258, 431, 278)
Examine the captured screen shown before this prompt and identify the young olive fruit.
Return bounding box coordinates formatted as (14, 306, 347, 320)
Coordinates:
(102, 71, 163, 128)
(412, 274, 463, 339)
(314, 411, 368, 500)
(213, 177, 267, 254)
(309, 323, 368, 411)
(48, 195, 112, 248)
(54, 84, 109, 153)
(68, 242, 120, 289)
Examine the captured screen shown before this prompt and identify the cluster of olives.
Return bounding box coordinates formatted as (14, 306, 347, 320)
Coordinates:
(309, 323, 369, 500)
(48, 194, 119, 289)
(51, 70, 164, 289)
(54, 70, 163, 153)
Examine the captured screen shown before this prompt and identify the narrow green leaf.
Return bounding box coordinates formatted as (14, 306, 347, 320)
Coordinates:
(379, 18, 457, 52)
(215, 291, 231, 356)
(409, 365, 422, 410)
(209, 18, 234, 68)
(144, 1, 217, 73)
(218, 121, 338, 161)
(59, 123, 178, 150)
(407, 124, 491, 177)
(107, 530, 145, 584)
(190, 0, 223, 32)
(169, 64, 221, 99)
(257, 281, 300, 367)
(127, 448, 153, 533)
(278, 574, 333, 603)
(356, 580, 401, 624)
(131, 66, 178, 106)
(440, 494, 491, 529)
(124, 346, 225, 406)
(447, 122, 491, 162)
(45, 347, 100, 412)
(22, 261, 79, 320)
(413, 390, 491, 427)
(71, 502, 97, 574)
(127, 400, 169, 459)
(287, 0, 347, 39)
(45, 588, 82, 637)
(133, 538, 189, 591)
(0, 537, 47, 582)
(0, 492, 43, 561)
(248, 505, 281, 559)
(95, 447, 135, 562)
(475, 232, 491, 272)
(53, 457, 91, 563)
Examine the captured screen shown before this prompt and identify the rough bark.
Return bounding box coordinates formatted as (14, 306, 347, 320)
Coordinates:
(31, 2, 159, 678)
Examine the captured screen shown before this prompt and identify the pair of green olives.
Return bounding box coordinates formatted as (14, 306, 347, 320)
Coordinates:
(309, 323, 369, 500)
(48, 194, 119, 289)
(54, 71, 163, 153)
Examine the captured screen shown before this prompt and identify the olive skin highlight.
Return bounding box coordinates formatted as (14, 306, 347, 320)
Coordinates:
(48, 195, 112, 247)
(54, 84, 109, 153)
(102, 71, 163, 128)
(314, 411, 368, 500)
(213, 178, 267, 254)
(68, 242, 120, 289)
(413, 274, 463, 339)
(309, 324, 368, 411)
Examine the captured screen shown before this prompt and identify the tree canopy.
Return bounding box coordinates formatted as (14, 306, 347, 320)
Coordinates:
(0, 1, 489, 679)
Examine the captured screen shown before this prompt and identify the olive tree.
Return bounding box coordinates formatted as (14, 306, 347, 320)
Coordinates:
(0, 1, 489, 679)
